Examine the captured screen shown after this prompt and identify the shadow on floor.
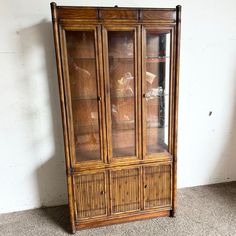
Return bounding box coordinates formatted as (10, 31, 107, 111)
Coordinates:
(41, 205, 71, 233)
(18, 20, 69, 232)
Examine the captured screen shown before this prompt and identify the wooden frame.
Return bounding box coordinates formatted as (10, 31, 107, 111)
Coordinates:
(50, 2, 181, 233)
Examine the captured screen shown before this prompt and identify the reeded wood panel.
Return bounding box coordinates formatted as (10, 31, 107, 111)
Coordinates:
(74, 172, 107, 219)
(144, 164, 171, 209)
(111, 168, 140, 213)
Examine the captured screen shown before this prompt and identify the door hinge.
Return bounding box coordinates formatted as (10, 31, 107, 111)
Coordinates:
(67, 167, 75, 176)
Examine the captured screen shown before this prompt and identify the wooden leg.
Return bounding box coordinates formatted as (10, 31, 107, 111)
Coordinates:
(169, 209, 176, 217)
(71, 227, 76, 234)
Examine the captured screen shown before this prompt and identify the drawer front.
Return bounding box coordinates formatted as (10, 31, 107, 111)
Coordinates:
(110, 167, 140, 214)
(74, 171, 107, 220)
(144, 164, 171, 209)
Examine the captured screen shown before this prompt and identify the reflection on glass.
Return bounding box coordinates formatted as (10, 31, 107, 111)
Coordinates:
(108, 31, 136, 157)
(66, 31, 101, 162)
(145, 31, 170, 154)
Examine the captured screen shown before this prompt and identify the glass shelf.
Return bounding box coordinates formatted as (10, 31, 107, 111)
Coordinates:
(146, 56, 169, 59)
(144, 94, 169, 98)
(146, 56, 169, 63)
(70, 57, 96, 60)
(68, 53, 96, 60)
(146, 58, 168, 63)
(75, 149, 100, 162)
(109, 57, 133, 60)
(147, 123, 168, 128)
(74, 120, 136, 134)
(72, 96, 98, 100)
(111, 95, 134, 99)
(113, 146, 136, 157)
(146, 144, 168, 155)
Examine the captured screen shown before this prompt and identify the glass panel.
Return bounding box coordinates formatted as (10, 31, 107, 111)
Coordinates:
(66, 31, 101, 162)
(145, 31, 170, 154)
(108, 31, 136, 157)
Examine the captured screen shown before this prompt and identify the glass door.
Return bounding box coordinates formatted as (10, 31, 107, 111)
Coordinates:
(142, 27, 172, 158)
(103, 26, 140, 161)
(62, 26, 104, 165)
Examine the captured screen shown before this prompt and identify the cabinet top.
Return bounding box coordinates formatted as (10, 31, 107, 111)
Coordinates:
(51, 2, 181, 23)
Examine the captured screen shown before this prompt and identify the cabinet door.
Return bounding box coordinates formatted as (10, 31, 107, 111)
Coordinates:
(61, 26, 105, 165)
(110, 167, 141, 214)
(143, 164, 171, 209)
(74, 171, 107, 220)
(103, 26, 140, 161)
(142, 27, 172, 158)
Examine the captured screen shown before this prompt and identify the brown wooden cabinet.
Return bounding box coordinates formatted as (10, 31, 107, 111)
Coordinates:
(51, 2, 181, 233)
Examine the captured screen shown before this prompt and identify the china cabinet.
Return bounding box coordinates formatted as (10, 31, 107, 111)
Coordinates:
(51, 2, 181, 233)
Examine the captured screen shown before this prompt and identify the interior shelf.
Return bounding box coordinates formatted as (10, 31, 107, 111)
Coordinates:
(109, 57, 134, 60)
(146, 56, 169, 59)
(69, 57, 96, 60)
(146, 144, 168, 154)
(112, 122, 135, 131)
(73, 121, 136, 134)
(110, 95, 135, 99)
(76, 149, 101, 162)
(113, 146, 136, 157)
(147, 123, 168, 129)
(146, 58, 167, 63)
(72, 96, 98, 100)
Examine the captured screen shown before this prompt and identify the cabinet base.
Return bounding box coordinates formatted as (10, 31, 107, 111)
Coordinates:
(75, 209, 170, 231)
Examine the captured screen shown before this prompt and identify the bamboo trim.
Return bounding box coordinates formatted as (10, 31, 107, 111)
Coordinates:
(50, 2, 76, 233)
(97, 25, 108, 164)
(94, 26, 104, 163)
(171, 5, 181, 217)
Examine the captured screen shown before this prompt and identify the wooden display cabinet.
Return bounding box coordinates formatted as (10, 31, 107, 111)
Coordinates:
(51, 2, 181, 233)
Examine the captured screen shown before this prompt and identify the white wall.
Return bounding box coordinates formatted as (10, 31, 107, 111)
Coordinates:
(0, 0, 236, 214)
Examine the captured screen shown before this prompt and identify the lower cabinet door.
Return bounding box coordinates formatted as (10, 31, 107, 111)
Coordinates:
(110, 167, 141, 214)
(144, 164, 172, 209)
(74, 171, 107, 220)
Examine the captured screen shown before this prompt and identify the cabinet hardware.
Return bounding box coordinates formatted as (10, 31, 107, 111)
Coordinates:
(67, 167, 75, 176)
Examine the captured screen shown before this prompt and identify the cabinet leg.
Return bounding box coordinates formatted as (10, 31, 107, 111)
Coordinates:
(170, 209, 176, 217)
(71, 226, 76, 234)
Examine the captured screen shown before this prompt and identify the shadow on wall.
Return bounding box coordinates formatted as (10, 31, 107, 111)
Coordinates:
(211, 70, 236, 184)
(19, 19, 68, 229)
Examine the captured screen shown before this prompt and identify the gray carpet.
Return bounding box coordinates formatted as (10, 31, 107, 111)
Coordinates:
(0, 182, 236, 236)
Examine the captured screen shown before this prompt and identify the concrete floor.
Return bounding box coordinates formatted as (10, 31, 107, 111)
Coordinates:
(0, 182, 236, 236)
